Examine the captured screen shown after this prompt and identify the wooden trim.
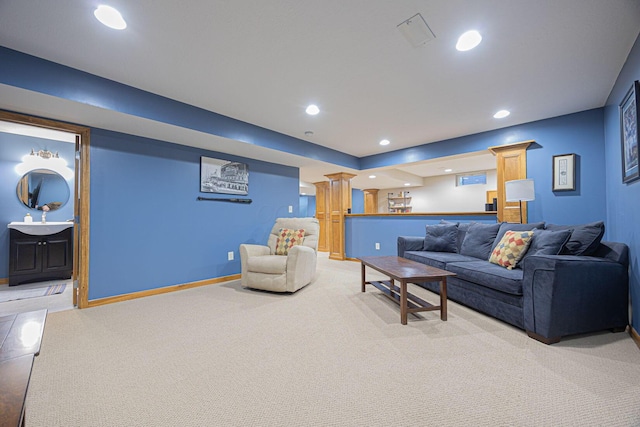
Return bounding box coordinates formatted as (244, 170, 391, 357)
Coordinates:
(487, 140, 534, 154)
(631, 326, 640, 351)
(346, 212, 497, 217)
(86, 274, 241, 308)
(0, 110, 91, 308)
(345, 257, 360, 262)
(0, 278, 8, 285)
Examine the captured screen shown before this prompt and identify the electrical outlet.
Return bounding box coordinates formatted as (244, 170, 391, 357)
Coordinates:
(288, 205, 293, 213)
(375, 243, 380, 250)
(227, 251, 234, 261)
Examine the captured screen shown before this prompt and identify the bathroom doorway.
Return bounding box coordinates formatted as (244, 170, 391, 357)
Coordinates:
(0, 110, 90, 311)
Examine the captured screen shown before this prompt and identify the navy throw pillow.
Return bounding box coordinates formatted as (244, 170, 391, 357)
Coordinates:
(459, 222, 502, 260)
(545, 221, 605, 256)
(519, 229, 572, 266)
(491, 221, 545, 252)
(424, 224, 458, 253)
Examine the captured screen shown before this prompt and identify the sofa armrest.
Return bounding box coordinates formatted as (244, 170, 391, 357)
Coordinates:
(239, 244, 271, 281)
(397, 236, 424, 257)
(521, 254, 629, 342)
(285, 245, 317, 291)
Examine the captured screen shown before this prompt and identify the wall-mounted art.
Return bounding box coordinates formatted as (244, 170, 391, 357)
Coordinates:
(620, 80, 639, 183)
(200, 156, 248, 195)
(552, 153, 576, 191)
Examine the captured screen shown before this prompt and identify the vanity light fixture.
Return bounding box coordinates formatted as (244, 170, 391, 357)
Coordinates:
(456, 30, 482, 51)
(15, 149, 73, 180)
(379, 139, 390, 146)
(94, 5, 127, 30)
(493, 110, 511, 119)
(305, 105, 320, 115)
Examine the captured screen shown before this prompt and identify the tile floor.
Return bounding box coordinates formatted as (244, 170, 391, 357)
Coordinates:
(0, 279, 75, 316)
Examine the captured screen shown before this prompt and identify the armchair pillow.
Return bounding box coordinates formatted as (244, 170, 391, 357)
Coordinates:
(489, 230, 534, 270)
(459, 222, 502, 260)
(275, 228, 306, 255)
(423, 224, 458, 253)
(545, 221, 604, 256)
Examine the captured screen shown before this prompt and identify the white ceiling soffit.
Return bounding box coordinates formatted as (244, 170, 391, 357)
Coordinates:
(0, 1, 639, 193)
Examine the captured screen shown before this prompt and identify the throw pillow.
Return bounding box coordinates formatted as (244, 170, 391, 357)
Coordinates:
(274, 228, 305, 255)
(521, 229, 572, 264)
(459, 222, 502, 260)
(491, 222, 545, 252)
(545, 221, 605, 256)
(423, 224, 458, 253)
(489, 230, 534, 270)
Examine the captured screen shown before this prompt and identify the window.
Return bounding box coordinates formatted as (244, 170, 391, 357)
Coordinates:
(456, 172, 487, 186)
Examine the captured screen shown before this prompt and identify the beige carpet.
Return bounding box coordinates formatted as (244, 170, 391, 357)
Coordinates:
(27, 254, 640, 426)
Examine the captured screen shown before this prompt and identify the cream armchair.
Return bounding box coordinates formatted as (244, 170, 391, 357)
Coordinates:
(240, 217, 320, 293)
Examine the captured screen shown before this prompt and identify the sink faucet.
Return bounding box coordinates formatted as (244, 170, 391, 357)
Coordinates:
(41, 211, 46, 224)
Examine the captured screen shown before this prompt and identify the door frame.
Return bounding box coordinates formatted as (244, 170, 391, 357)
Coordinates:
(1, 110, 91, 308)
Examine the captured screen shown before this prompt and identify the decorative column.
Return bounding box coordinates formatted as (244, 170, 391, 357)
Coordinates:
(363, 189, 379, 214)
(488, 140, 533, 223)
(325, 172, 356, 260)
(313, 181, 330, 252)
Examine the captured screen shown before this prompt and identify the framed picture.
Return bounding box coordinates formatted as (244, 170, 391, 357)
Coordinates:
(552, 153, 576, 191)
(620, 81, 639, 183)
(200, 156, 248, 195)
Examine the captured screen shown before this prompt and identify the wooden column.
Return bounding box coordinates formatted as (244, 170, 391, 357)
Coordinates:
(363, 189, 379, 214)
(325, 172, 356, 260)
(313, 181, 330, 252)
(489, 140, 533, 223)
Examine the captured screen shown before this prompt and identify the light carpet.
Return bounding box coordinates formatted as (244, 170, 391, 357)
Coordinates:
(27, 254, 640, 426)
(0, 282, 66, 303)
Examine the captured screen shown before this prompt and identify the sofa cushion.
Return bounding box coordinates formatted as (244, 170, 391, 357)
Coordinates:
(489, 230, 534, 270)
(247, 255, 287, 274)
(423, 224, 458, 252)
(459, 222, 502, 260)
(446, 260, 524, 295)
(545, 221, 604, 256)
(491, 222, 544, 251)
(404, 251, 479, 270)
(520, 229, 572, 265)
(275, 228, 305, 255)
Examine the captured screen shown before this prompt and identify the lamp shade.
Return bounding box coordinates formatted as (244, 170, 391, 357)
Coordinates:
(505, 179, 535, 202)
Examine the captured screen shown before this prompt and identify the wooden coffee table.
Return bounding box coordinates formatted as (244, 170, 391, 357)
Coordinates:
(359, 256, 456, 325)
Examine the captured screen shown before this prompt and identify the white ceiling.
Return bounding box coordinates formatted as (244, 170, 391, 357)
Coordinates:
(1, 1, 639, 195)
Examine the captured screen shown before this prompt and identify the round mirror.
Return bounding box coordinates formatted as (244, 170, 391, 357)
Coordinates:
(16, 168, 70, 211)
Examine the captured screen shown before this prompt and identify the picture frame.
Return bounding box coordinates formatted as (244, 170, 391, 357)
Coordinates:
(620, 80, 639, 183)
(552, 153, 576, 191)
(200, 156, 249, 195)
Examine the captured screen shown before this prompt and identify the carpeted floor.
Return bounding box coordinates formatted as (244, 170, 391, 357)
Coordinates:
(27, 254, 640, 426)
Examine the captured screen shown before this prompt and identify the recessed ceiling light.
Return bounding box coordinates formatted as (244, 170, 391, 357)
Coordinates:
(493, 110, 510, 119)
(456, 30, 481, 51)
(369, 175, 376, 179)
(304, 130, 314, 136)
(94, 5, 127, 30)
(301, 192, 306, 195)
(444, 168, 453, 172)
(404, 183, 411, 186)
(379, 139, 390, 146)
(305, 104, 319, 115)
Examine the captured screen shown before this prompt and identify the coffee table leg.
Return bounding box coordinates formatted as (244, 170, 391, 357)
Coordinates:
(400, 280, 408, 325)
(440, 278, 448, 321)
(361, 262, 366, 292)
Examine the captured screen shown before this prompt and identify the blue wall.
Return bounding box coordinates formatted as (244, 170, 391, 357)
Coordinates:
(299, 195, 316, 218)
(351, 189, 364, 214)
(0, 133, 75, 279)
(345, 215, 497, 258)
(87, 129, 299, 300)
(604, 33, 640, 335)
(361, 109, 607, 227)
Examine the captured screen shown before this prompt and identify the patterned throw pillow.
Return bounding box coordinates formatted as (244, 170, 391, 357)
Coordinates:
(488, 230, 534, 270)
(275, 228, 306, 255)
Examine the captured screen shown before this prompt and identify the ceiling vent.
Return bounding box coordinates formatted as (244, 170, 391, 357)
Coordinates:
(397, 13, 435, 47)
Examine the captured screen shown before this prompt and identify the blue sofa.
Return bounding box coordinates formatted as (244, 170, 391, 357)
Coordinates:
(397, 221, 629, 344)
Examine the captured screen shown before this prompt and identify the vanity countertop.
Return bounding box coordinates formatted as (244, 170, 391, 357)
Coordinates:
(8, 221, 74, 236)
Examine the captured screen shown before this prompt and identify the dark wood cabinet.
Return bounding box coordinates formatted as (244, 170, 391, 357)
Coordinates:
(9, 228, 73, 286)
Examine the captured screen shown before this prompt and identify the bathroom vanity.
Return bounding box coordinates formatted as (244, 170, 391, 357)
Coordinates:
(7, 222, 73, 286)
